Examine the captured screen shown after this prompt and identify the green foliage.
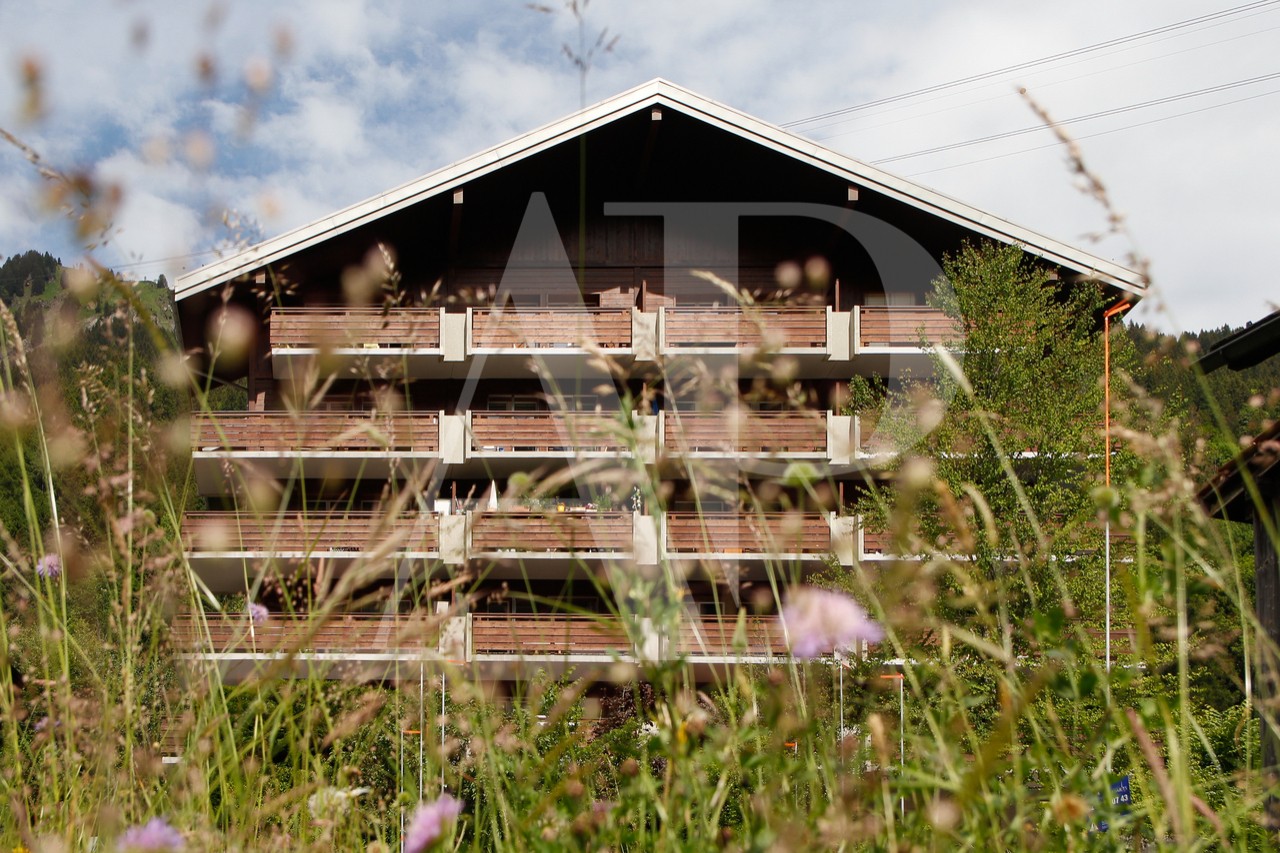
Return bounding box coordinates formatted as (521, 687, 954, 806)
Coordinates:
(0, 250, 61, 303)
(0, 240, 1276, 852)
(1127, 321, 1280, 469)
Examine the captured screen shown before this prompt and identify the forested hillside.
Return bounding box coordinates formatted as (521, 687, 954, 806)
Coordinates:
(0, 250, 182, 549)
(1127, 319, 1280, 470)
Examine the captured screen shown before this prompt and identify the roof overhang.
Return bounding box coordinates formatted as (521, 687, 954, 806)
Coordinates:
(1198, 420, 1280, 521)
(1194, 308, 1280, 374)
(174, 78, 1148, 302)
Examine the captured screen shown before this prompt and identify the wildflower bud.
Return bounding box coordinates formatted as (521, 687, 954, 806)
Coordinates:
(927, 796, 960, 831)
(1051, 792, 1089, 824)
(142, 135, 170, 165)
(206, 305, 255, 371)
(915, 398, 944, 434)
(803, 256, 830, 290)
(620, 758, 640, 777)
(867, 712, 889, 764)
(684, 709, 708, 739)
(899, 457, 935, 492)
(158, 352, 192, 389)
(64, 266, 100, 302)
(244, 57, 272, 94)
(564, 778, 584, 798)
(0, 391, 33, 433)
(184, 130, 215, 170)
(775, 261, 802, 290)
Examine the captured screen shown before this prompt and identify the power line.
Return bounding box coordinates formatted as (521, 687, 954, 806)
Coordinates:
(781, 0, 1280, 128)
(903, 85, 1280, 178)
(807, 19, 1280, 141)
(872, 70, 1280, 165)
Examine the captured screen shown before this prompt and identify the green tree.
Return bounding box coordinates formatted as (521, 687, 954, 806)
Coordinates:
(0, 250, 61, 303)
(853, 240, 1124, 622)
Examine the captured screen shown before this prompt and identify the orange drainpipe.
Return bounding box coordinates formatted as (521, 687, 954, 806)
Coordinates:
(1102, 298, 1132, 674)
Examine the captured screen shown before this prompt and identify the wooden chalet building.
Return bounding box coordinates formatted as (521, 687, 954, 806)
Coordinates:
(170, 79, 1146, 685)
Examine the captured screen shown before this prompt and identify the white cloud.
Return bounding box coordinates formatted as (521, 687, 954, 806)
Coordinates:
(0, 0, 1274, 330)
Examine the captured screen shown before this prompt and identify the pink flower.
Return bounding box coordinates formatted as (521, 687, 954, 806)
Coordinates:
(782, 586, 883, 659)
(35, 554, 61, 579)
(118, 817, 184, 851)
(405, 793, 463, 853)
(247, 602, 269, 625)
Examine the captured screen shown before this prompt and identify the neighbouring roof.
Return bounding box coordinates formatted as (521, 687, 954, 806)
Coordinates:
(1198, 419, 1280, 521)
(1196, 307, 1280, 521)
(173, 78, 1148, 302)
(1193, 308, 1280, 374)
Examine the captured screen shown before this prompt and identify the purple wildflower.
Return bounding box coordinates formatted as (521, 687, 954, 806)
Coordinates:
(404, 794, 463, 853)
(117, 817, 184, 851)
(247, 602, 269, 625)
(35, 554, 61, 579)
(782, 586, 884, 659)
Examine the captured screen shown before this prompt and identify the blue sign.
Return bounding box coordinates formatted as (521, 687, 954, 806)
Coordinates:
(1095, 776, 1132, 832)
(1110, 775, 1131, 808)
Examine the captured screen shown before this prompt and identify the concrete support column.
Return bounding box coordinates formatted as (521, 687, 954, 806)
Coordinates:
(632, 308, 659, 362)
(439, 413, 468, 464)
(633, 512, 658, 565)
(442, 310, 467, 362)
(439, 614, 467, 662)
(826, 307, 853, 362)
(830, 512, 856, 567)
(440, 514, 467, 566)
(636, 616, 663, 663)
(635, 415, 658, 464)
(828, 412, 853, 465)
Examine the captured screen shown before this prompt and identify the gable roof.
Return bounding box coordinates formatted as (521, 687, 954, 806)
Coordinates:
(173, 78, 1147, 302)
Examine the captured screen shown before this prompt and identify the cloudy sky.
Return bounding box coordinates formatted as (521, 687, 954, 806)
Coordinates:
(0, 0, 1276, 332)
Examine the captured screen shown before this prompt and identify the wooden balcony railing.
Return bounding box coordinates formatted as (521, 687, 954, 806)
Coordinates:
(859, 305, 958, 348)
(861, 527, 893, 556)
(472, 308, 631, 349)
(470, 511, 632, 553)
(675, 615, 787, 655)
(665, 411, 826, 454)
(471, 613, 632, 655)
(171, 611, 790, 659)
(270, 308, 442, 349)
(666, 512, 831, 554)
(469, 411, 627, 452)
(183, 511, 439, 553)
(193, 411, 440, 452)
(665, 306, 826, 349)
(170, 612, 437, 653)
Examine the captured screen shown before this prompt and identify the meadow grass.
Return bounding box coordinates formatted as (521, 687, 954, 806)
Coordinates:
(0, 265, 1274, 853)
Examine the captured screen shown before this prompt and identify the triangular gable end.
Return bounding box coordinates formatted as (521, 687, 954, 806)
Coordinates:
(173, 78, 1146, 302)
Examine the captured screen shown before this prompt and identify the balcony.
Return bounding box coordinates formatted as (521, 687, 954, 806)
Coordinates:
(270, 308, 443, 379)
(470, 613, 632, 657)
(663, 306, 827, 350)
(192, 411, 440, 492)
(469, 511, 634, 569)
(857, 305, 958, 351)
(183, 511, 440, 588)
(467, 410, 633, 470)
(172, 611, 791, 681)
(471, 307, 632, 349)
(665, 511, 834, 559)
(858, 521, 1134, 562)
(663, 411, 827, 458)
(170, 612, 439, 655)
(675, 614, 786, 657)
(471, 613, 785, 662)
